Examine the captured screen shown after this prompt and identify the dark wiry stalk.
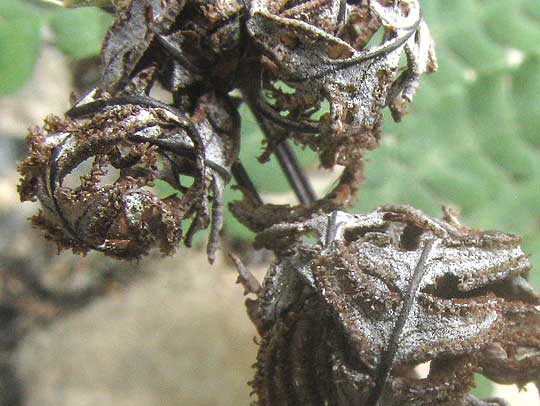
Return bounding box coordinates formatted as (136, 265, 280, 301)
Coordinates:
(368, 238, 436, 406)
(274, 142, 317, 205)
(240, 66, 317, 205)
(231, 162, 264, 206)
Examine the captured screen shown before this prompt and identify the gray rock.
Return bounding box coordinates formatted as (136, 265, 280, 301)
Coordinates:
(15, 252, 260, 406)
(0, 45, 71, 138)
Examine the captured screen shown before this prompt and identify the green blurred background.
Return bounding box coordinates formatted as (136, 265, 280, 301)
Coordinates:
(1, 0, 539, 403)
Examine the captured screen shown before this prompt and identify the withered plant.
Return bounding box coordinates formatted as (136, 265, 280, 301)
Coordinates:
(17, 1, 540, 405)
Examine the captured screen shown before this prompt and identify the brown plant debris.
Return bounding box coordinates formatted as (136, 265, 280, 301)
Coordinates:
(233, 0, 436, 227)
(18, 89, 239, 260)
(14, 2, 540, 404)
(19, 0, 437, 255)
(20, 0, 437, 256)
(243, 206, 539, 406)
(244, 0, 437, 168)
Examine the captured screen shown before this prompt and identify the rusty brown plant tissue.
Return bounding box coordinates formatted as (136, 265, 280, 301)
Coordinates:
(17, 1, 539, 405)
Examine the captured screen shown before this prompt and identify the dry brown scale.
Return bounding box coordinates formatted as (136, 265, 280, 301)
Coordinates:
(242, 206, 540, 406)
(16, 1, 539, 405)
(235, 0, 437, 228)
(19, 0, 438, 251)
(19, 89, 240, 260)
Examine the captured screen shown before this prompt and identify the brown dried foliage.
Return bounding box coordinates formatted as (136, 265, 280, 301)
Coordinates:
(243, 206, 540, 406)
(16, 1, 539, 405)
(18, 90, 239, 260)
(233, 0, 437, 230)
(19, 0, 438, 253)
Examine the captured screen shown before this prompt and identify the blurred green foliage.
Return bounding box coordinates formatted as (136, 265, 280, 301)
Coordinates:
(0, 0, 112, 95)
(49, 7, 112, 58)
(0, 0, 42, 94)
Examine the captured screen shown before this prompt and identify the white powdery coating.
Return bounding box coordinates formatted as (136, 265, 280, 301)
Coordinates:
(358, 242, 529, 293)
(123, 192, 151, 226)
(397, 300, 499, 363)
